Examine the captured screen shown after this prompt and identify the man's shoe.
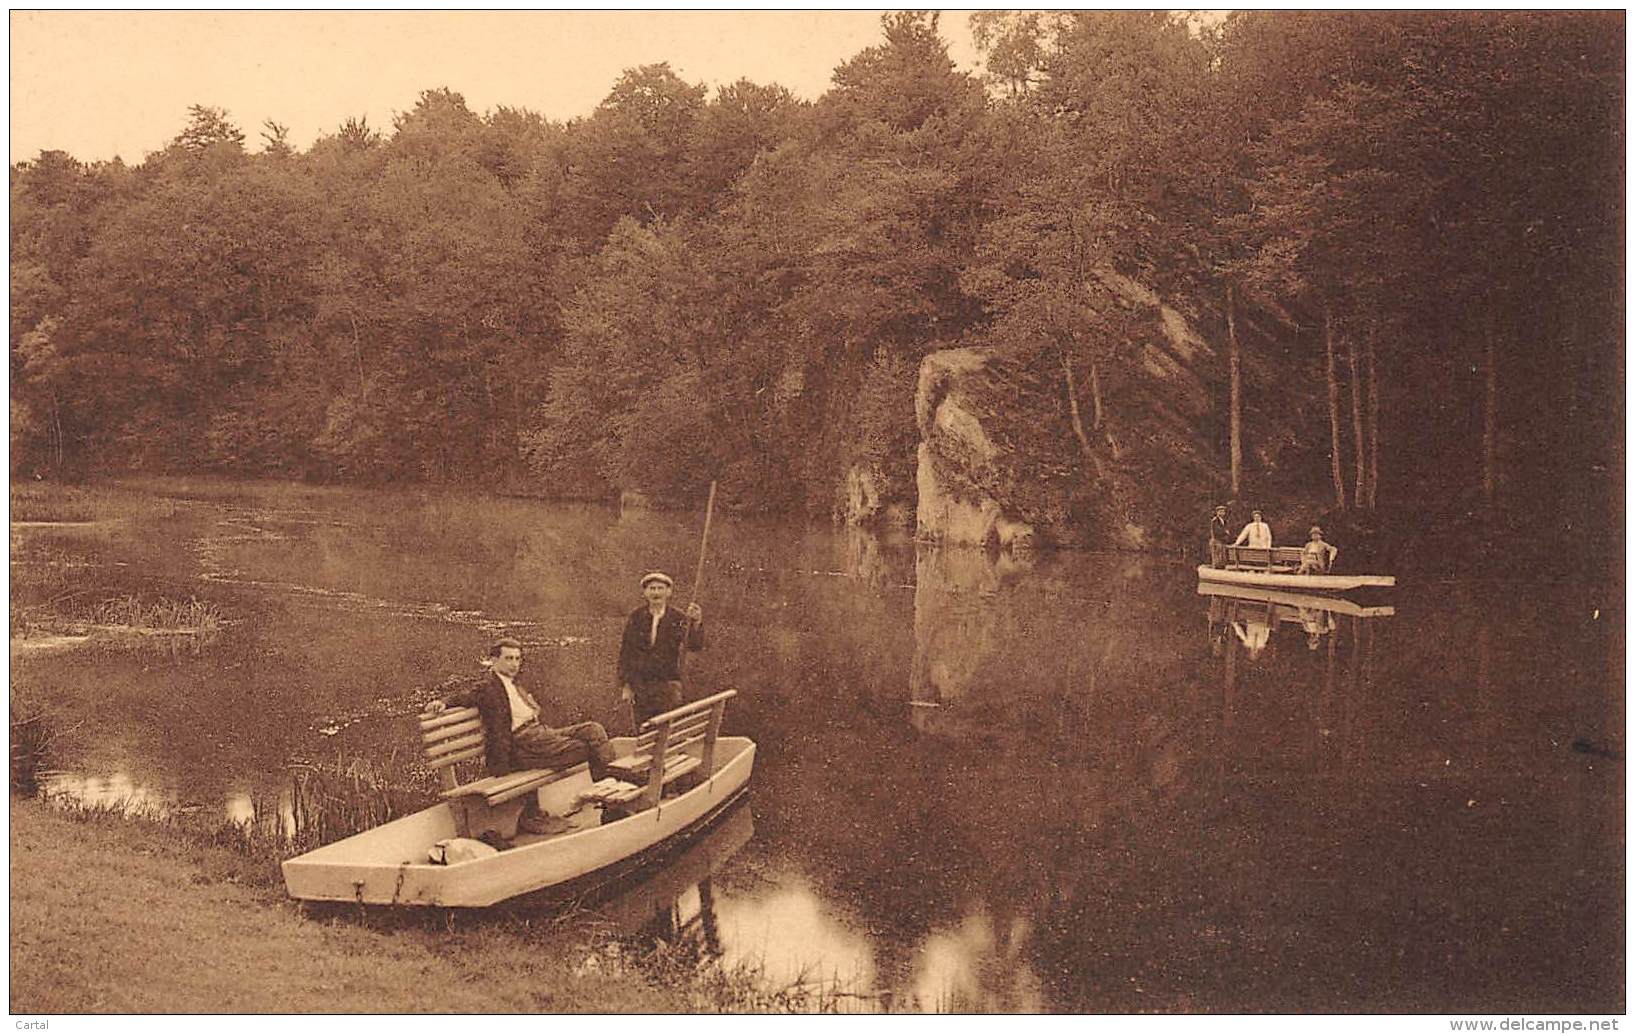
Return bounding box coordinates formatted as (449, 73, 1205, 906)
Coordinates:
(518, 812, 573, 836)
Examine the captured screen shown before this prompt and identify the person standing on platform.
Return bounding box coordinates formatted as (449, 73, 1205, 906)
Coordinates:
(1233, 509, 1273, 549)
(617, 571, 704, 727)
(1209, 504, 1231, 567)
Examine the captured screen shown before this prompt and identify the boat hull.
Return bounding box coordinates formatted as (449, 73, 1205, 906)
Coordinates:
(1196, 565, 1394, 592)
(281, 736, 755, 907)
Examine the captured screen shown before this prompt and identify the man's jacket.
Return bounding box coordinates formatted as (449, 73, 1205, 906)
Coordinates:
(440, 672, 547, 776)
(617, 606, 704, 686)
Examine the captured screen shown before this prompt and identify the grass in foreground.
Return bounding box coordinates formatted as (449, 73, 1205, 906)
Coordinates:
(16, 794, 846, 1013)
(9, 797, 696, 1013)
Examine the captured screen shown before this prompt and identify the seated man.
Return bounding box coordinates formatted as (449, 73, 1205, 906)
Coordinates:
(1296, 525, 1338, 575)
(427, 637, 621, 836)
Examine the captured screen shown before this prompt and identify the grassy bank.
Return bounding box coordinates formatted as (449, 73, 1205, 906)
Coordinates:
(10, 798, 697, 1013)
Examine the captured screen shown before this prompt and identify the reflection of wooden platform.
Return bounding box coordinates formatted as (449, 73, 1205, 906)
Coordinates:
(1198, 581, 1396, 618)
(595, 803, 753, 935)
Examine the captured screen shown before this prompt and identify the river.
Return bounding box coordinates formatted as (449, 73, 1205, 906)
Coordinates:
(9, 479, 1623, 1013)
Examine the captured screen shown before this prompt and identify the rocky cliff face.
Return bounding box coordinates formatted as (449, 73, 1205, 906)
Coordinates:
(914, 272, 1223, 551)
(914, 348, 1041, 550)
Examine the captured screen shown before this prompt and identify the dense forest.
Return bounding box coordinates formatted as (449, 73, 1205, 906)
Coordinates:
(10, 12, 1623, 552)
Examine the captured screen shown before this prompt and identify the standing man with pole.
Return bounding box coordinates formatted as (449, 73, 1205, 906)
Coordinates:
(1209, 504, 1231, 568)
(617, 482, 715, 728)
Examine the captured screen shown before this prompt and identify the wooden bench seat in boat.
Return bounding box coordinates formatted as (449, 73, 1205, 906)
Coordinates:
(590, 690, 738, 813)
(1223, 545, 1303, 572)
(418, 705, 589, 840)
(419, 689, 739, 837)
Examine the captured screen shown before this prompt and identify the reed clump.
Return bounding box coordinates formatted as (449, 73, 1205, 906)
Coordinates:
(35, 747, 436, 889)
(279, 750, 437, 855)
(11, 482, 100, 522)
(87, 594, 222, 633)
(613, 938, 876, 1013)
(10, 691, 74, 797)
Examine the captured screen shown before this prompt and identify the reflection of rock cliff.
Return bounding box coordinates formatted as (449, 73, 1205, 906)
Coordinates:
(905, 545, 1195, 826)
(914, 274, 1219, 550)
(909, 544, 1035, 712)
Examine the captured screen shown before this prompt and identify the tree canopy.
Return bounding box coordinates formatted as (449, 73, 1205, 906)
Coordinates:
(10, 12, 1622, 550)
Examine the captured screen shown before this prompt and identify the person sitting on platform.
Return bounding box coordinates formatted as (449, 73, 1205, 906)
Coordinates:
(426, 637, 621, 836)
(1296, 525, 1338, 576)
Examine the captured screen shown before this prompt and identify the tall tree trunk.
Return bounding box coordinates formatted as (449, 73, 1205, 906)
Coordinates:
(49, 391, 64, 471)
(1062, 347, 1094, 459)
(348, 311, 369, 402)
(1325, 311, 1347, 509)
(1348, 326, 1366, 505)
(1483, 313, 1498, 506)
(1227, 285, 1242, 498)
(1366, 331, 1381, 509)
(1089, 355, 1106, 431)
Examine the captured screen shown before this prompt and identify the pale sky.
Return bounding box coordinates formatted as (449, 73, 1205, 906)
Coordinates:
(9, 10, 987, 164)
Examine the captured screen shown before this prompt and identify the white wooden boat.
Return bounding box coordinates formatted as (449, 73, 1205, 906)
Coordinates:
(1199, 545, 1394, 592)
(283, 691, 754, 907)
(1197, 565, 1395, 592)
(1196, 581, 1397, 618)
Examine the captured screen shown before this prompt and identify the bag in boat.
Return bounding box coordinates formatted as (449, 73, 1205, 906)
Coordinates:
(428, 837, 500, 865)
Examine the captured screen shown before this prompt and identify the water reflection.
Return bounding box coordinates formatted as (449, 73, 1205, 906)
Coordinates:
(1201, 582, 1395, 661)
(597, 804, 754, 950)
(914, 911, 1045, 1013)
(224, 788, 299, 838)
(41, 769, 304, 837)
(39, 771, 169, 817)
(717, 877, 879, 1005)
(592, 805, 885, 1007)
(908, 543, 1035, 731)
(9, 483, 1623, 1013)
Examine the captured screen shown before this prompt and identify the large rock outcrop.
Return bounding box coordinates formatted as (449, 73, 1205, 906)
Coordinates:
(914, 272, 1222, 550)
(914, 349, 1039, 550)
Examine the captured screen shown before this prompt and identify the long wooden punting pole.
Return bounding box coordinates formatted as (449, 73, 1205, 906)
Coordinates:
(673, 480, 716, 688)
(690, 480, 718, 608)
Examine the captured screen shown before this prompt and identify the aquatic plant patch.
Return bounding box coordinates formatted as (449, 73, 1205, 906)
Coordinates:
(87, 593, 222, 633)
(10, 690, 76, 796)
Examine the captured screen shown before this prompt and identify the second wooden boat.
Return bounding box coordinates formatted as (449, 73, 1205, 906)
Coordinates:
(1196, 565, 1395, 591)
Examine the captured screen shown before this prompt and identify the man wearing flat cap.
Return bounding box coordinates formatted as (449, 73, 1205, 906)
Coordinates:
(617, 571, 704, 727)
(1208, 504, 1230, 568)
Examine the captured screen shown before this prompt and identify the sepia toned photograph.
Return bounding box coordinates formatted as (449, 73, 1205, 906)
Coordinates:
(8, 8, 1624, 1021)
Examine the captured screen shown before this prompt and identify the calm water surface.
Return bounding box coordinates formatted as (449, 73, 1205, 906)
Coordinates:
(10, 481, 1623, 1012)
